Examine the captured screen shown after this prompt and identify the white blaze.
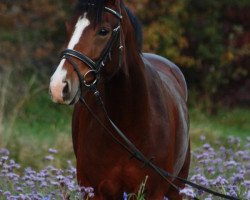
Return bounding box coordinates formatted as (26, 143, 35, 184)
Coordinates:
(50, 13, 90, 101)
(68, 13, 90, 49)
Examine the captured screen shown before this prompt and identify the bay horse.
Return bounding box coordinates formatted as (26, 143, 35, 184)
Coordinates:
(49, 0, 190, 199)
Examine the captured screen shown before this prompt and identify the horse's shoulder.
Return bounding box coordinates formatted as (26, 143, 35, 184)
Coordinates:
(142, 53, 188, 102)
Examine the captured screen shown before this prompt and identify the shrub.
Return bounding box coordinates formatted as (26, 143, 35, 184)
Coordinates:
(128, 0, 250, 108)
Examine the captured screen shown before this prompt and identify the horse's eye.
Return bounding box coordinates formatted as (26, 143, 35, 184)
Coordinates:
(98, 28, 109, 36)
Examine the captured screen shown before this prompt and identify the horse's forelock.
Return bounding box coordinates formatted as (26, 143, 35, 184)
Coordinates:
(75, 0, 106, 24)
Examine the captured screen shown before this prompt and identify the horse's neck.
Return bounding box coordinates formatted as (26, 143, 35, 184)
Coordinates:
(103, 52, 151, 120)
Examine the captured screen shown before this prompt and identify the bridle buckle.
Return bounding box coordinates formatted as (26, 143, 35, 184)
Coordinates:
(83, 70, 99, 88)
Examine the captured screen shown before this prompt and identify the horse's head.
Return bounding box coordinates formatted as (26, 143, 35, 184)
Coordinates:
(49, 0, 126, 104)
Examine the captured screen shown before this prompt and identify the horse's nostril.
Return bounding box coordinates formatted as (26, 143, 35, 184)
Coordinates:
(62, 81, 70, 100)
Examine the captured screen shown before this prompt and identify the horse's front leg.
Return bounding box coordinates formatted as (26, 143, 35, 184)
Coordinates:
(93, 179, 123, 200)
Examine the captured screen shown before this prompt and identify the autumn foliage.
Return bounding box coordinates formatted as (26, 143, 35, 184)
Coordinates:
(0, 0, 249, 108)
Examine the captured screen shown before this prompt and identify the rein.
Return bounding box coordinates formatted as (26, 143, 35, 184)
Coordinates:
(80, 89, 240, 200)
(61, 6, 240, 200)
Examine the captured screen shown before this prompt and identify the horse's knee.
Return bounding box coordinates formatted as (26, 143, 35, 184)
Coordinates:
(98, 180, 122, 200)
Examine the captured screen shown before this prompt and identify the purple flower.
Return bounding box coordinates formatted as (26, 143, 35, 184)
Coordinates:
(24, 167, 36, 176)
(196, 152, 210, 160)
(9, 159, 20, 169)
(191, 174, 209, 186)
(16, 187, 23, 193)
(224, 160, 238, 169)
(67, 165, 76, 176)
(235, 150, 245, 157)
(204, 197, 212, 200)
(211, 176, 228, 186)
(26, 180, 35, 186)
(203, 143, 211, 150)
(18, 194, 29, 200)
(7, 172, 20, 182)
(219, 146, 226, 153)
(228, 136, 241, 146)
(247, 190, 250, 199)
(244, 180, 250, 189)
(1, 169, 8, 175)
(48, 148, 58, 154)
(39, 170, 49, 178)
(46, 165, 57, 171)
(213, 158, 223, 165)
(42, 196, 51, 200)
(81, 186, 95, 198)
(123, 192, 128, 200)
(231, 173, 244, 184)
(206, 166, 215, 175)
(56, 175, 64, 181)
(0, 135, 249, 199)
(65, 180, 76, 191)
(0, 148, 9, 156)
(88, 193, 95, 198)
(44, 155, 54, 161)
(50, 181, 60, 186)
(3, 191, 11, 197)
(200, 135, 206, 141)
(228, 185, 238, 197)
(1, 156, 9, 161)
(9, 195, 20, 199)
(243, 155, 250, 161)
(179, 188, 196, 198)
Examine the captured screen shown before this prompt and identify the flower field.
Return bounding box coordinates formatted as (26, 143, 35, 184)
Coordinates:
(180, 136, 250, 199)
(0, 136, 249, 200)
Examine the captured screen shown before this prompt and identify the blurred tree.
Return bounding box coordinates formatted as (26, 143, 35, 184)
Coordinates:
(127, 0, 250, 110)
(0, 0, 249, 112)
(182, 0, 250, 110)
(0, 0, 70, 115)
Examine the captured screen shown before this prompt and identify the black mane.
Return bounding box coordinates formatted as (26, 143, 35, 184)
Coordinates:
(75, 0, 143, 51)
(125, 7, 143, 52)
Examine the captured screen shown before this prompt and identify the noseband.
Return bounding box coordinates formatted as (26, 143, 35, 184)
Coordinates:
(61, 7, 122, 92)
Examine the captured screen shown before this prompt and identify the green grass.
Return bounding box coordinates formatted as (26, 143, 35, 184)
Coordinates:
(13, 91, 72, 139)
(189, 107, 250, 147)
(190, 107, 249, 136)
(1, 87, 249, 169)
(1, 89, 74, 170)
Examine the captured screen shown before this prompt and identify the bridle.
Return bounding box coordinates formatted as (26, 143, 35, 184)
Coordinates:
(61, 6, 123, 92)
(58, 5, 239, 200)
